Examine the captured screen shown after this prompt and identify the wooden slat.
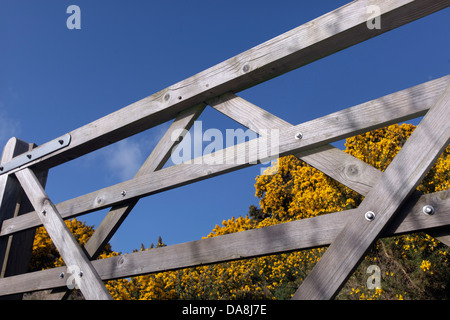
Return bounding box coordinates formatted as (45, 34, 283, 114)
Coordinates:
(2, 75, 448, 238)
(15, 168, 112, 300)
(208, 93, 291, 131)
(211, 93, 450, 246)
(0, 138, 29, 278)
(42, 104, 205, 299)
(0, 138, 31, 300)
(84, 104, 205, 260)
(93, 194, 450, 284)
(0, 188, 448, 296)
(209, 93, 381, 196)
(2, 0, 447, 175)
(0, 0, 448, 300)
(0, 138, 30, 276)
(1, 142, 48, 279)
(292, 84, 450, 300)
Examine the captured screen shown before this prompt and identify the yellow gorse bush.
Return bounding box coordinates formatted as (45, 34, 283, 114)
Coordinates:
(30, 124, 450, 300)
(30, 218, 97, 270)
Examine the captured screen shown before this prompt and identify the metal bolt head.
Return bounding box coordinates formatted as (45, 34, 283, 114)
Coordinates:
(79, 271, 83, 278)
(365, 211, 375, 221)
(422, 205, 435, 216)
(295, 132, 303, 140)
(41, 210, 46, 216)
(59, 272, 65, 279)
(121, 190, 127, 197)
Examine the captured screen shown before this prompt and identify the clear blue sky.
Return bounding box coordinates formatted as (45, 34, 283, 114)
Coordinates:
(1, 1, 449, 254)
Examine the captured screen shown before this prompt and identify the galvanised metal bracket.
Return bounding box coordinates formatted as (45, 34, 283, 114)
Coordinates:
(0, 134, 71, 176)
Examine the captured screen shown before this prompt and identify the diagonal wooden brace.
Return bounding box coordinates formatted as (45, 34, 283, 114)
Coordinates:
(208, 92, 384, 196)
(2, 76, 449, 239)
(84, 103, 206, 260)
(15, 168, 112, 300)
(0, 139, 30, 279)
(292, 83, 450, 300)
(209, 93, 450, 246)
(43, 104, 206, 299)
(0, 138, 49, 300)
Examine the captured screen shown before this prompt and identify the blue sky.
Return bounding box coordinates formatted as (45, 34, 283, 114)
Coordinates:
(1, 1, 449, 254)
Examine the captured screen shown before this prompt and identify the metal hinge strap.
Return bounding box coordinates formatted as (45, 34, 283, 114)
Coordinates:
(0, 134, 71, 175)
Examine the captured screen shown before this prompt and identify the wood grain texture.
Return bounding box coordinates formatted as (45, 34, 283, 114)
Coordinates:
(1, 142, 48, 283)
(0, 188, 448, 296)
(209, 93, 381, 196)
(84, 104, 205, 260)
(15, 168, 112, 300)
(1, 75, 448, 237)
(0, 138, 33, 300)
(208, 92, 291, 131)
(2, 0, 447, 175)
(293, 84, 450, 300)
(0, 0, 449, 299)
(0, 138, 29, 278)
(209, 93, 450, 246)
(42, 104, 206, 300)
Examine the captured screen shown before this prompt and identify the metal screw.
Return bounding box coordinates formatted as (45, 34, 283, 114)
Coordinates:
(58, 139, 64, 145)
(422, 205, 435, 216)
(295, 132, 303, 140)
(59, 272, 65, 279)
(121, 190, 127, 197)
(242, 64, 250, 73)
(79, 271, 83, 278)
(27, 154, 32, 159)
(41, 210, 46, 216)
(365, 211, 375, 221)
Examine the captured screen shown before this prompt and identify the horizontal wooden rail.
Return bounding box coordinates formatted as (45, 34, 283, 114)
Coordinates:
(293, 82, 450, 299)
(1, 0, 449, 300)
(1, 0, 448, 175)
(1, 75, 448, 237)
(15, 168, 112, 300)
(0, 188, 448, 296)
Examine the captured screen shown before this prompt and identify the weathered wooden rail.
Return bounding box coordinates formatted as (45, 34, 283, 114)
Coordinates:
(0, 0, 449, 300)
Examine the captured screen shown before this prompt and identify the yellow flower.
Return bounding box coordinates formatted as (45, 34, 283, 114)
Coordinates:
(420, 260, 431, 272)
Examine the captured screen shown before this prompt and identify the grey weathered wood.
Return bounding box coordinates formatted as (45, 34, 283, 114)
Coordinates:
(212, 93, 450, 246)
(0, 188, 448, 297)
(1, 142, 48, 279)
(0, 138, 29, 279)
(0, 0, 449, 300)
(208, 92, 291, 131)
(2, 75, 448, 237)
(1, 0, 447, 176)
(15, 168, 112, 300)
(209, 93, 381, 196)
(293, 83, 450, 300)
(427, 228, 450, 247)
(84, 104, 205, 260)
(0, 138, 33, 300)
(42, 104, 206, 300)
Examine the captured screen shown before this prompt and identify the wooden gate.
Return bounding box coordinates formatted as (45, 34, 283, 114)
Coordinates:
(0, 0, 449, 300)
